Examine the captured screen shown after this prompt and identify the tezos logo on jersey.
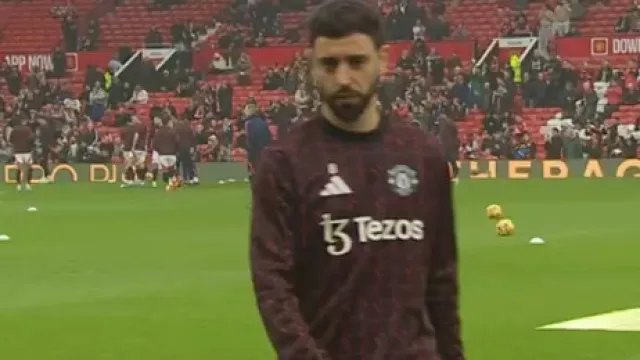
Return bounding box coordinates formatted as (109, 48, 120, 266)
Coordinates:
(320, 214, 424, 256)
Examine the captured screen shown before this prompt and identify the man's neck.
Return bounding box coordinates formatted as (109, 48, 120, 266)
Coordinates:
(321, 103, 380, 133)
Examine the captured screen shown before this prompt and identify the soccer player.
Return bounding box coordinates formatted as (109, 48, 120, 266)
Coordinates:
(36, 117, 55, 183)
(121, 117, 148, 187)
(176, 118, 198, 184)
(9, 119, 35, 191)
(146, 116, 162, 187)
(153, 117, 180, 190)
(249, 1, 465, 359)
(244, 104, 272, 183)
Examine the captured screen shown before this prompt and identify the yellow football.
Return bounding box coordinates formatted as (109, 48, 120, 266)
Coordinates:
(486, 204, 503, 220)
(496, 219, 515, 236)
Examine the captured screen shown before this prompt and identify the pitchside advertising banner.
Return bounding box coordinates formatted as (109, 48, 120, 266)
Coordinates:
(556, 35, 640, 57)
(193, 40, 476, 73)
(0, 51, 114, 74)
(1, 160, 639, 183)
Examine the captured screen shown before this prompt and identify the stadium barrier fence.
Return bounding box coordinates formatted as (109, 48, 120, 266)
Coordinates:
(1, 159, 639, 184)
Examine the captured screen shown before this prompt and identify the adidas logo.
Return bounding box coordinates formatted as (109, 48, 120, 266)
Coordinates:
(319, 175, 352, 196)
(319, 163, 352, 197)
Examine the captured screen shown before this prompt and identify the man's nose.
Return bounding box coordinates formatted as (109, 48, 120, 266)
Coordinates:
(334, 64, 352, 86)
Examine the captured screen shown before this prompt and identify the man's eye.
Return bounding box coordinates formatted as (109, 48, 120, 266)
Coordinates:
(321, 59, 339, 70)
(348, 57, 366, 67)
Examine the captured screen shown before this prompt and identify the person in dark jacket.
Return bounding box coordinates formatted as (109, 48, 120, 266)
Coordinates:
(244, 104, 272, 183)
(439, 116, 460, 183)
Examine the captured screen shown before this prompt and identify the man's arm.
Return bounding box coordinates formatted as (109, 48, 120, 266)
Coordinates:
(425, 148, 465, 360)
(7, 127, 15, 146)
(250, 148, 330, 360)
(244, 119, 253, 153)
(132, 132, 139, 152)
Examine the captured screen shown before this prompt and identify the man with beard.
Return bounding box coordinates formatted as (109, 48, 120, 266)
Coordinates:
(249, 1, 465, 359)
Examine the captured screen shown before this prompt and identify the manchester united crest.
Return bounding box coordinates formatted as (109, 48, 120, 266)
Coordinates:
(590, 37, 609, 56)
(387, 165, 419, 196)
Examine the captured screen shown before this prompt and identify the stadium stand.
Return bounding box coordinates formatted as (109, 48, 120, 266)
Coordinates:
(0, 0, 638, 166)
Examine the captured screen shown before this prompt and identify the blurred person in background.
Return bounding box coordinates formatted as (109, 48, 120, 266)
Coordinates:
(176, 117, 199, 184)
(88, 81, 107, 122)
(439, 116, 460, 182)
(243, 103, 271, 184)
(545, 127, 564, 159)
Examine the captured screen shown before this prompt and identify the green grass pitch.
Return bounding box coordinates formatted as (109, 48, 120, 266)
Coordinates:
(0, 179, 638, 360)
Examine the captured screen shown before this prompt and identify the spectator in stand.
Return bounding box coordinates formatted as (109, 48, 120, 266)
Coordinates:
(145, 26, 164, 48)
(569, 0, 585, 20)
(385, 1, 425, 41)
(88, 81, 108, 121)
(507, 11, 533, 37)
(62, 12, 78, 52)
(6, 65, 22, 96)
(450, 24, 469, 40)
(579, 84, 599, 122)
(482, 132, 509, 158)
(157, 70, 176, 92)
(262, 68, 284, 90)
(129, 85, 149, 105)
(538, 2, 555, 58)
(553, 0, 571, 36)
(623, 82, 640, 105)
(512, 132, 537, 160)
(184, 21, 204, 48)
(79, 19, 100, 51)
(235, 52, 252, 85)
(561, 128, 583, 159)
(209, 53, 230, 74)
(596, 60, 614, 82)
(604, 79, 623, 116)
(428, 14, 451, 41)
(615, 5, 640, 33)
(216, 82, 233, 118)
(52, 5, 78, 52)
(412, 19, 426, 40)
(249, 0, 280, 38)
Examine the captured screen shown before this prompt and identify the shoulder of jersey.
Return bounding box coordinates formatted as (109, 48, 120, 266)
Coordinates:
(389, 121, 446, 158)
(268, 118, 320, 151)
(387, 120, 430, 143)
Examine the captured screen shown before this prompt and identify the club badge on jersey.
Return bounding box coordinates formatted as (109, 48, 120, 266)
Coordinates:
(387, 164, 419, 197)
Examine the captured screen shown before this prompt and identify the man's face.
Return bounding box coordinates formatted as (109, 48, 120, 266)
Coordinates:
(311, 33, 385, 122)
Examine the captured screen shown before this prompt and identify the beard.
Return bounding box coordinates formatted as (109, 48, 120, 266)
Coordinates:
(318, 80, 378, 123)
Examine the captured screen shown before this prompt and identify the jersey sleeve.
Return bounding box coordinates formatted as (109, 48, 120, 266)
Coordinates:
(249, 147, 331, 360)
(424, 139, 465, 360)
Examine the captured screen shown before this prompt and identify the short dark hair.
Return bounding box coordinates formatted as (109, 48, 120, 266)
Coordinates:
(308, 0, 385, 48)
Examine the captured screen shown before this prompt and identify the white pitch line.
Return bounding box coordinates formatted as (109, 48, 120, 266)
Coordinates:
(538, 308, 640, 332)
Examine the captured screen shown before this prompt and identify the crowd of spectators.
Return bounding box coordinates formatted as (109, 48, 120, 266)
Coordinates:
(53, 1, 215, 53)
(616, 1, 640, 33)
(1, 0, 638, 166)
